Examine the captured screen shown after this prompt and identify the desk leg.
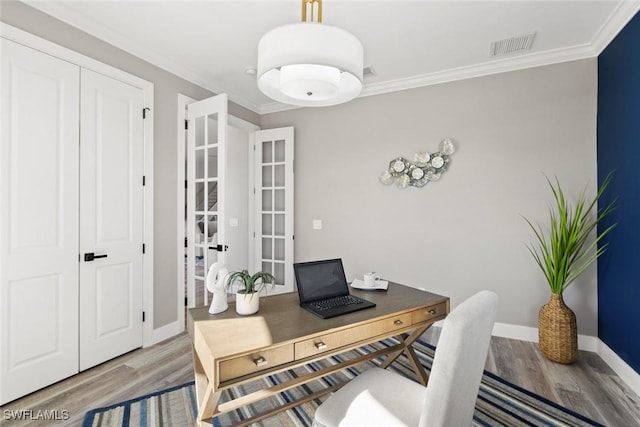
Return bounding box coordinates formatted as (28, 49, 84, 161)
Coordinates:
(379, 324, 431, 386)
(192, 345, 221, 426)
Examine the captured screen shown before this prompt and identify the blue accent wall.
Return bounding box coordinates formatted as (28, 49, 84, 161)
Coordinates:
(597, 11, 640, 374)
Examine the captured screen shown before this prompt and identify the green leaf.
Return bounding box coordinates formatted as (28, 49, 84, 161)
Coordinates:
(523, 172, 617, 294)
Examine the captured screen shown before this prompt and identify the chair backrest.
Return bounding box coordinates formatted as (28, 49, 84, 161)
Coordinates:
(419, 290, 498, 427)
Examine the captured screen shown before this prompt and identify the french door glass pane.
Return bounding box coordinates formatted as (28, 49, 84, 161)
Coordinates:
(262, 261, 272, 275)
(274, 263, 285, 284)
(262, 190, 272, 211)
(262, 141, 272, 163)
(274, 214, 285, 236)
(262, 238, 272, 260)
(207, 147, 218, 178)
(195, 182, 204, 211)
(195, 117, 205, 147)
(196, 149, 205, 179)
(274, 238, 284, 261)
(207, 114, 218, 145)
(262, 165, 273, 187)
(274, 140, 285, 162)
(207, 181, 217, 212)
(274, 165, 285, 187)
(262, 214, 272, 236)
(274, 190, 284, 212)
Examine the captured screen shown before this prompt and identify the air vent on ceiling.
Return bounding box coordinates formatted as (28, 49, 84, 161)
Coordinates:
(490, 32, 536, 57)
(363, 65, 377, 78)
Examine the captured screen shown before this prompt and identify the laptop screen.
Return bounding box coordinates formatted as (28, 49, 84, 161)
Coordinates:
(294, 259, 349, 303)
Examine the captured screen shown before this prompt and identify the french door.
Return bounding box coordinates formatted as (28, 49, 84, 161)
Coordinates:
(253, 128, 295, 295)
(184, 96, 295, 306)
(186, 94, 228, 307)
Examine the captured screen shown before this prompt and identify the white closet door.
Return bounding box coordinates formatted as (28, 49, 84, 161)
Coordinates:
(79, 69, 144, 370)
(254, 127, 294, 295)
(0, 39, 80, 405)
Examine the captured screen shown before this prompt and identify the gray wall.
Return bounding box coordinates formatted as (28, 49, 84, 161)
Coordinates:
(261, 59, 599, 335)
(0, 1, 259, 329)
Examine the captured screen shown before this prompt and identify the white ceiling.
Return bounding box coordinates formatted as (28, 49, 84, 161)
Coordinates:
(24, 1, 640, 114)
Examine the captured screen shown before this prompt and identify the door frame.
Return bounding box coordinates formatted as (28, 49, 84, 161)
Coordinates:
(1, 23, 155, 347)
(177, 94, 259, 323)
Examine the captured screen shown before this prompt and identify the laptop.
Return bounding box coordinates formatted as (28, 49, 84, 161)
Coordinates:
(294, 258, 376, 319)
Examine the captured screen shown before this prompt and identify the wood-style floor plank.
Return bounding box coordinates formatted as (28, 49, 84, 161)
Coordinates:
(1, 322, 639, 426)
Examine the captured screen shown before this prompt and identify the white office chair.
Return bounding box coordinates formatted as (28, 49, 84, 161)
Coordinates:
(313, 290, 499, 427)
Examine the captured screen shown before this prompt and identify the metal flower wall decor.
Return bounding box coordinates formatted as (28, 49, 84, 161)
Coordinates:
(379, 138, 456, 188)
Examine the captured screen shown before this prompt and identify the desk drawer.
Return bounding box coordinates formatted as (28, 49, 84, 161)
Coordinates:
(411, 302, 447, 324)
(295, 312, 413, 360)
(219, 344, 294, 382)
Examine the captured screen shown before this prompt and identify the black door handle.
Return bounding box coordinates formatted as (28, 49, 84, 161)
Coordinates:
(208, 244, 228, 252)
(84, 252, 108, 262)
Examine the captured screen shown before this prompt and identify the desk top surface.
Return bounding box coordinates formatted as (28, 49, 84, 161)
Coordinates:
(189, 282, 448, 357)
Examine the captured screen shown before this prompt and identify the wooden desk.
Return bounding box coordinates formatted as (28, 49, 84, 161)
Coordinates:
(188, 282, 449, 426)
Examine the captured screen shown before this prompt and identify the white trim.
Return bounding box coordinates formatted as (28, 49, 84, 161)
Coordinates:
(0, 23, 151, 94)
(176, 94, 195, 334)
(229, 115, 260, 134)
(19, 1, 262, 114)
(142, 82, 155, 348)
(492, 322, 598, 352)
(1, 22, 156, 348)
(597, 339, 640, 398)
(151, 320, 182, 345)
(591, 1, 640, 55)
(22, 0, 639, 116)
(491, 322, 640, 397)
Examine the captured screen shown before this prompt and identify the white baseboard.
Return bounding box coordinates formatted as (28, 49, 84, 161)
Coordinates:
(151, 320, 184, 346)
(491, 322, 640, 398)
(597, 339, 640, 398)
(492, 322, 599, 351)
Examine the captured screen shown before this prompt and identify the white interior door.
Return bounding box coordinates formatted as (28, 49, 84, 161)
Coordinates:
(0, 39, 80, 405)
(254, 127, 295, 295)
(186, 94, 227, 307)
(79, 69, 144, 370)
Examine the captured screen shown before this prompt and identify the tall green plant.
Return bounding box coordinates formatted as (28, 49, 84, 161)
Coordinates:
(523, 173, 617, 294)
(225, 270, 275, 294)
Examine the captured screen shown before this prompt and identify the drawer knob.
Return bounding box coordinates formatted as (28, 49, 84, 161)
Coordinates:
(315, 342, 327, 350)
(254, 356, 267, 366)
(394, 319, 404, 326)
(428, 309, 437, 315)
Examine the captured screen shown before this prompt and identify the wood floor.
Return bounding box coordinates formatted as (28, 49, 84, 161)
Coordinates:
(2, 321, 639, 426)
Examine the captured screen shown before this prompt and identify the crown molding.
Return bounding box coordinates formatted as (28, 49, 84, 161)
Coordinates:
(22, 0, 640, 116)
(360, 43, 598, 100)
(21, 0, 263, 114)
(256, 1, 640, 115)
(591, 0, 640, 55)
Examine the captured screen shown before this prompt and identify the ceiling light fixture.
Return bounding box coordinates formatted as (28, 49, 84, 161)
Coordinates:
(257, 0, 364, 107)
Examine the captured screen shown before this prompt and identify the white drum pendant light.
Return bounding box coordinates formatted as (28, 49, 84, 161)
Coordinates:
(257, 0, 364, 107)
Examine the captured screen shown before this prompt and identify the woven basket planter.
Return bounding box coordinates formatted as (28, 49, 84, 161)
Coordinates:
(538, 293, 577, 364)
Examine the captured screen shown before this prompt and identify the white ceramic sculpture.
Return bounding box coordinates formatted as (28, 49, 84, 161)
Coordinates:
(206, 262, 229, 314)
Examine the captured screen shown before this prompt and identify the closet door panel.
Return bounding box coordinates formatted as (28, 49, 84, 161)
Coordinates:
(0, 39, 80, 405)
(79, 69, 144, 371)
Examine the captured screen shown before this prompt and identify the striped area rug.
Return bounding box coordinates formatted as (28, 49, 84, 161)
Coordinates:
(83, 339, 604, 427)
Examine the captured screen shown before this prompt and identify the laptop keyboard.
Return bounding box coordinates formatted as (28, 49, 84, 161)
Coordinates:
(310, 295, 363, 311)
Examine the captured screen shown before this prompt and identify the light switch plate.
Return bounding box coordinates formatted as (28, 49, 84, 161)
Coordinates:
(230, 218, 239, 227)
(313, 219, 322, 230)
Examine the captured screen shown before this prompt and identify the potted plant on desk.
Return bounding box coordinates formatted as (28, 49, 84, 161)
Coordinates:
(523, 173, 617, 364)
(225, 270, 276, 315)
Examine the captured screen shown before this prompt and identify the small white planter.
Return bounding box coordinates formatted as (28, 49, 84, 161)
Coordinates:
(235, 291, 260, 315)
